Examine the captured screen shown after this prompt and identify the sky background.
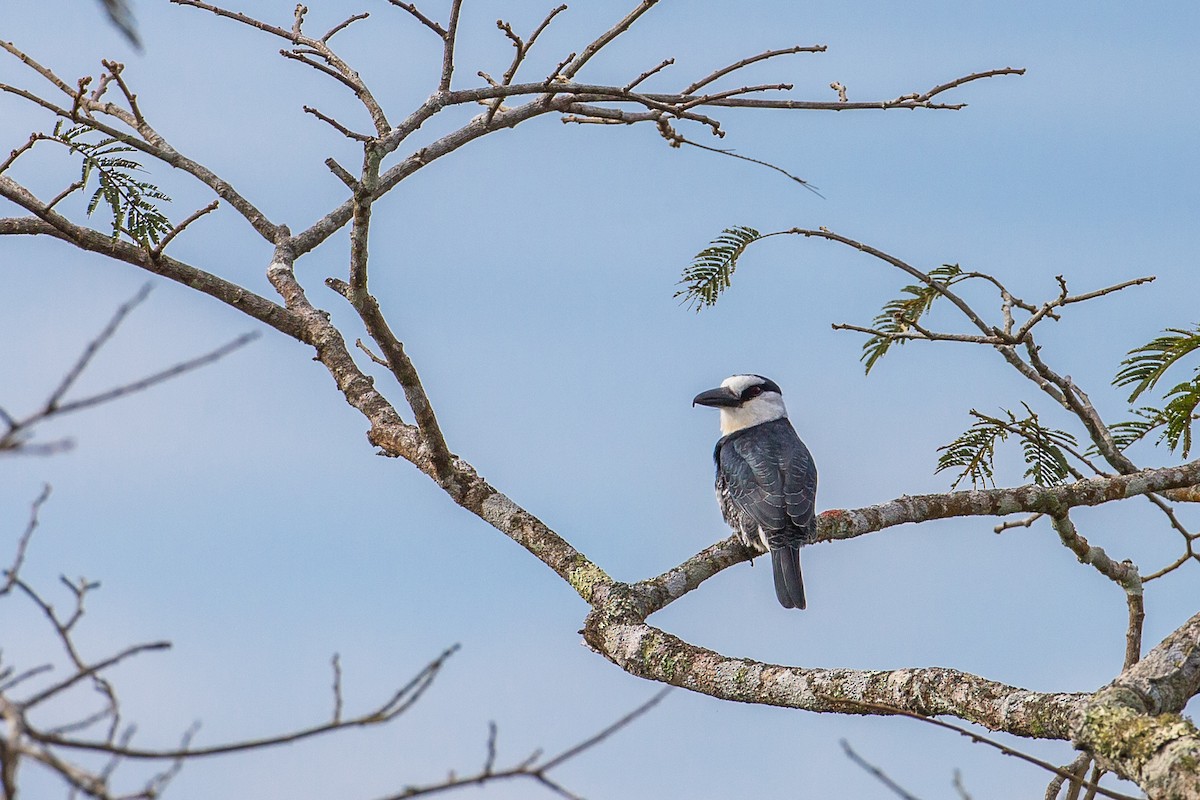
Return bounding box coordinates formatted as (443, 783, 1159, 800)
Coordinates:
(2, 1, 1199, 798)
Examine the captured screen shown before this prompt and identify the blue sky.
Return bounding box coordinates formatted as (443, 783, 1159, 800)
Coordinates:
(2, 1, 1198, 798)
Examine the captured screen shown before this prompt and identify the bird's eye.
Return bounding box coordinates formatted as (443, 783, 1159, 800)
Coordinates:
(743, 385, 764, 400)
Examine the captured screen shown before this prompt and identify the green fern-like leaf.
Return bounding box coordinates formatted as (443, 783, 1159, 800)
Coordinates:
(53, 123, 171, 246)
(1091, 407, 1165, 455)
(862, 264, 969, 374)
(936, 410, 1006, 489)
(1111, 324, 1200, 458)
(936, 406, 1077, 489)
(1012, 405, 1077, 486)
(1114, 325, 1200, 402)
(675, 226, 761, 312)
(1161, 377, 1200, 458)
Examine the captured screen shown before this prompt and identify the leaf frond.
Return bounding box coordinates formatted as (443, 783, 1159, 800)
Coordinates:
(50, 123, 172, 246)
(936, 405, 1076, 489)
(1161, 377, 1200, 458)
(1114, 324, 1200, 402)
(675, 226, 761, 312)
(861, 264, 970, 374)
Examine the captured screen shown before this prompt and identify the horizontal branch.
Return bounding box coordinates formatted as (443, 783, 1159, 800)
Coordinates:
(639, 459, 1200, 614)
(0, 184, 305, 341)
(31, 644, 460, 759)
(583, 618, 1083, 739)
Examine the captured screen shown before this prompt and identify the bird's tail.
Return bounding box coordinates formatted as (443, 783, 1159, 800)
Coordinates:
(771, 546, 806, 610)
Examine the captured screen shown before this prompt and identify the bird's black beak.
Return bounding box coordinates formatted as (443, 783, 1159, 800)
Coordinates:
(693, 386, 741, 408)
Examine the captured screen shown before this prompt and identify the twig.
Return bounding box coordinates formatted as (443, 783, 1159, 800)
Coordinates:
(50, 283, 152, 412)
(823, 697, 1139, 800)
(994, 513, 1043, 533)
(658, 126, 821, 194)
(322, 12, 369, 42)
(23, 641, 171, 709)
(1048, 513, 1140, 589)
(683, 45, 826, 94)
(830, 321, 1003, 345)
(330, 653, 344, 724)
(841, 739, 924, 800)
(100, 60, 144, 126)
(152, 199, 219, 257)
(303, 105, 374, 142)
(43, 180, 85, 212)
(0, 132, 39, 173)
(34, 644, 461, 759)
(560, 0, 658, 81)
(540, 688, 669, 770)
(485, 5, 569, 125)
(325, 158, 358, 189)
(51, 331, 259, 418)
(439, 0, 464, 91)
(624, 58, 674, 93)
(1045, 753, 1091, 800)
(1, 484, 52, 594)
(387, 0, 446, 36)
(952, 769, 973, 800)
(355, 338, 389, 367)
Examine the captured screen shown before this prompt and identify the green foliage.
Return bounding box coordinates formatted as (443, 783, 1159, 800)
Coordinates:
(675, 226, 761, 312)
(1101, 408, 1167, 453)
(1161, 379, 1200, 458)
(936, 405, 1077, 489)
(52, 121, 171, 246)
(1112, 324, 1200, 458)
(1114, 325, 1200, 402)
(861, 264, 970, 373)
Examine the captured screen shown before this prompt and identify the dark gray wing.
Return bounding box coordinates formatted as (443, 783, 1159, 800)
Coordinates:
(719, 418, 818, 550)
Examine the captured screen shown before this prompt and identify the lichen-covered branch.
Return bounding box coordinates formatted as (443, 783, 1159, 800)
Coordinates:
(582, 617, 1084, 740)
(1072, 610, 1200, 798)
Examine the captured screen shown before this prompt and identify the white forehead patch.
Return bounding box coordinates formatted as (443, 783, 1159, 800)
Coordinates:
(720, 374, 769, 395)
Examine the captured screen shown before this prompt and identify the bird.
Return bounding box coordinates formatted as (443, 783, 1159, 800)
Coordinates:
(693, 374, 818, 609)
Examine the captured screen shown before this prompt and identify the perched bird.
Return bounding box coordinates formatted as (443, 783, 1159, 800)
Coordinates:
(693, 374, 818, 609)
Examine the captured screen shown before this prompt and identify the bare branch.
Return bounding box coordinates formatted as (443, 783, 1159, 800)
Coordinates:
(0, 132, 39, 174)
(1045, 754, 1092, 800)
(1, 484, 52, 594)
(439, 0, 464, 91)
(51, 331, 259, 418)
(623, 58, 674, 92)
(321, 12, 369, 42)
(0, 177, 301, 336)
(152, 199, 219, 257)
(330, 653, 343, 724)
(684, 45, 827, 95)
(22, 641, 171, 709)
(660, 129, 821, 194)
(827, 698, 1140, 800)
(993, 512, 1043, 533)
(33, 644, 461, 759)
(43, 179, 85, 212)
(373, 689, 667, 800)
(1049, 513, 1140, 590)
(303, 105, 374, 141)
(387, 0, 446, 37)
(841, 739, 924, 800)
(99, 60, 144, 126)
(561, 0, 659, 81)
(540, 688, 669, 770)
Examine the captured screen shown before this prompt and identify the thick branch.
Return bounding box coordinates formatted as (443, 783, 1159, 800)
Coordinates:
(1072, 610, 1200, 797)
(0, 180, 304, 340)
(583, 617, 1083, 740)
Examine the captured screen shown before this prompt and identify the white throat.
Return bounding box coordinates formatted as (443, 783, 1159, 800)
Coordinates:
(719, 394, 787, 435)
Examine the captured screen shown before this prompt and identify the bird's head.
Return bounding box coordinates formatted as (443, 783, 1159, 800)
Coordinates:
(693, 374, 788, 435)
